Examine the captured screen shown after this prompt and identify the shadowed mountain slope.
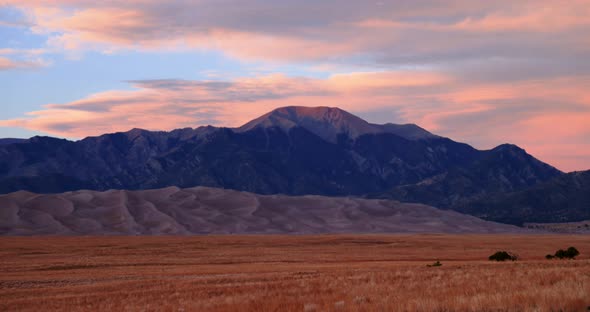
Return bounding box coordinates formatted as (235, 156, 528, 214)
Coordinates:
(451, 170, 590, 225)
(0, 186, 524, 235)
(379, 144, 563, 208)
(0, 139, 26, 145)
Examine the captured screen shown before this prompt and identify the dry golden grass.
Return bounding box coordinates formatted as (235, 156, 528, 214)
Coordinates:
(1, 234, 589, 311)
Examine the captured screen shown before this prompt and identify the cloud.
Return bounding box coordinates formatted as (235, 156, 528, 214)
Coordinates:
(4, 2, 588, 105)
(0, 48, 51, 70)
(0, 56, 48, 70)
(4, 1, 589, 86)
(3, 1, 588, 66)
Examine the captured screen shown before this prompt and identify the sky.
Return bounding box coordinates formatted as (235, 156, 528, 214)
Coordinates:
(0, 1, 589, 172)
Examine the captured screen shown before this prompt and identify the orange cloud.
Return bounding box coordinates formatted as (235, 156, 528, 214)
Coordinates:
(328, 71, 450, 89)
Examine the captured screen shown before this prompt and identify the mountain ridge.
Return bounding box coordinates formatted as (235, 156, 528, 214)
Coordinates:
(0, 106, 566, 224)
(8, 106, 440, 145)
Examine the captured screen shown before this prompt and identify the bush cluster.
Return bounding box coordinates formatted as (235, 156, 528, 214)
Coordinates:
(488, 251, 518, 261)
(488, 246, 581, 261)
(546, 247, 580, 260)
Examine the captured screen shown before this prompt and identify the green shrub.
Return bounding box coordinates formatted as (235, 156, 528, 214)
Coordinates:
(488, 251, 518, 261)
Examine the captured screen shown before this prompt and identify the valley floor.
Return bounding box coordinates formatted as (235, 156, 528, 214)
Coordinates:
(1, 234, 589, 311)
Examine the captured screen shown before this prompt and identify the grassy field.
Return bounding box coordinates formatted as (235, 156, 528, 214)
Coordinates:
(1, 235, 589, 311)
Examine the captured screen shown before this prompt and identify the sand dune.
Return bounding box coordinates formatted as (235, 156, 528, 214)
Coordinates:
(0, 186, 522, 235)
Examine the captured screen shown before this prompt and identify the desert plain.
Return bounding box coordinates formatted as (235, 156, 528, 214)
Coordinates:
(1, 234, 589, 312)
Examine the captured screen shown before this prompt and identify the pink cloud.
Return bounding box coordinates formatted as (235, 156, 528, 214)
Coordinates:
(0, 56, 47, 70)
(4, 0, 588, 64)
(0, 57, 21, 70)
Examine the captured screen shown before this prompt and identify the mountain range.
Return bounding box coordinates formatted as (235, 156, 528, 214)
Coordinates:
(0, 106, 586, 225)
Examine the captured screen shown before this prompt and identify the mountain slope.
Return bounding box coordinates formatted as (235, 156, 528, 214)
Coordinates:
(452, 170, 590, 225)
(0, 186, 524, 235)
(0, 138, 26, 145)
(379, 144, 563, 208)
(0, 106, 563, 223)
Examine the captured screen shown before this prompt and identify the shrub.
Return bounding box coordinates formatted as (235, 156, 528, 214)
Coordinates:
(488, 251, 518, 261)
(566, 247, 580, 258)
(555, 249, 565, 258)
(547, 246, 580, 259)
(549, 246, 580, 259)
(555, 247, 580, 259)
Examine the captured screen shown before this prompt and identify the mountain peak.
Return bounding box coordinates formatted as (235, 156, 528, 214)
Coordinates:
(126, 128, 150, 138)
(236, 106, 437, 142)
(236, 106, 374, 142)
(269, 106, 359, 123)
(491, 143, 524, 152)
